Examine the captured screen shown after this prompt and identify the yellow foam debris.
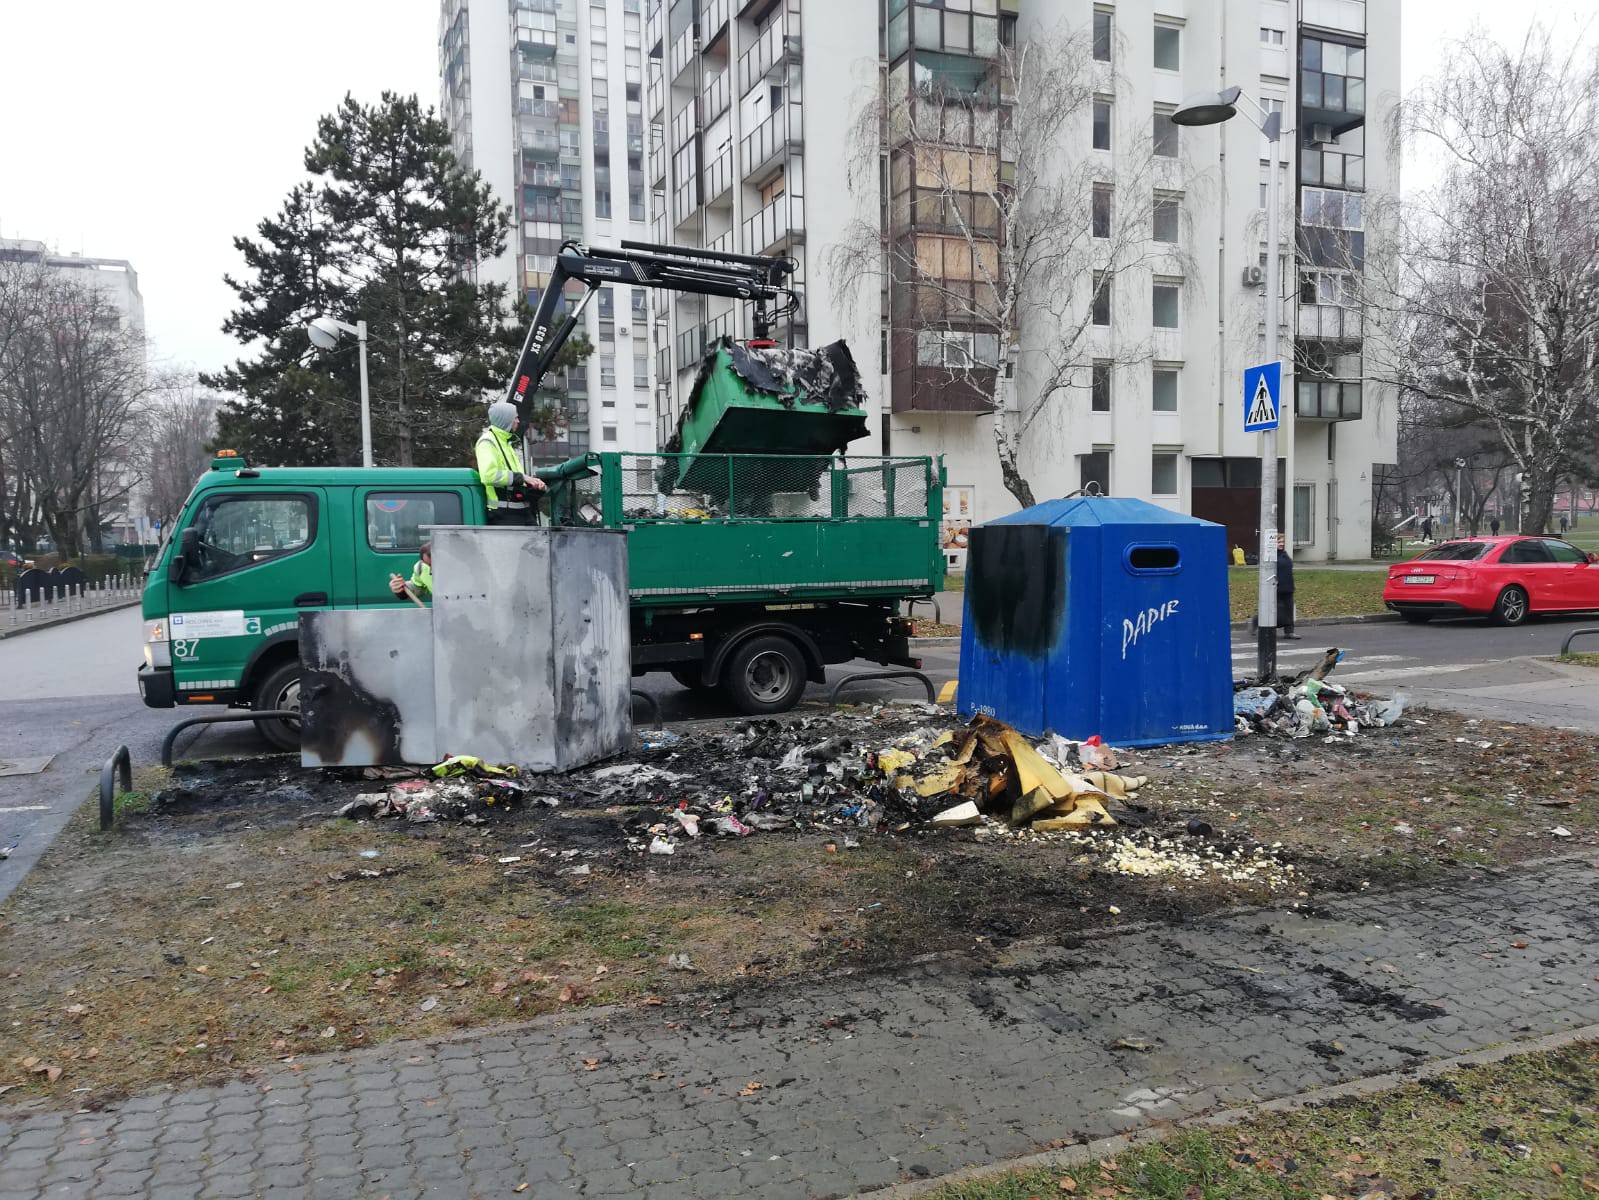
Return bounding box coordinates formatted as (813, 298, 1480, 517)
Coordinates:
(999, 730, 1072, 801)
(937, 679, 958, 704)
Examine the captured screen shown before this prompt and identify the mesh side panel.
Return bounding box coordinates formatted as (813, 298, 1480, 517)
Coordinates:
(730, 456, 832, 519)
(838, 458, 929, 519)
(550, 469, 604, 526)
(608, 453, 930, 522)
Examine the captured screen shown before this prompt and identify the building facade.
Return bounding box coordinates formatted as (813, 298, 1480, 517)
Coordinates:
(440, 0, 657, 459)
(649, 0, 1398, 563)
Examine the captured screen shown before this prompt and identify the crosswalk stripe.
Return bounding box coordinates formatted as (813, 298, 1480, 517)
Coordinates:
(1331, 663, 1479, 683)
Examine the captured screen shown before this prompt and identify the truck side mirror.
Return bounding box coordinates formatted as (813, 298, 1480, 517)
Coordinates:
(172, 527, 200, 584)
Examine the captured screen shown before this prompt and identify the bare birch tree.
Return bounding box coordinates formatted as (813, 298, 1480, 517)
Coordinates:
(827, 25, 1197, 508)
(1363, 27, 1599, 533)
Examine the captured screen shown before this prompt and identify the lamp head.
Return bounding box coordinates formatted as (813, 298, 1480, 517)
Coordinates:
(306, 315, 342, 351)
(1170, 85, 1243, 127)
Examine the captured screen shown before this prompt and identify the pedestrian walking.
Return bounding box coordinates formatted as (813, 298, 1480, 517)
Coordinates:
(1275, 533, 1299, 640)
(1489, 515, 1501, 536)
(1560, 513, 1570, 535)
(1421, 515, 1433, 542)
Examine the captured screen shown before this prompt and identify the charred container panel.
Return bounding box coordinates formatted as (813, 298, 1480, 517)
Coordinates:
(430, 526, 631, 772)
(299, 608, 438, 767)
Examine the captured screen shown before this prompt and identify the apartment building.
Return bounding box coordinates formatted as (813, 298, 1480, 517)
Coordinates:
(439, 0, 657, 459)
(651, 0, 1398, 563)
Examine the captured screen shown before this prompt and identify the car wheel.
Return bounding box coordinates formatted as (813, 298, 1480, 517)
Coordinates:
(1401, 612, 1433, 624)
(252, 660, 302, 751)
(669, 666, 713, 691)
(1493, 585, 1529, 627)
(722, 635, 807, 715)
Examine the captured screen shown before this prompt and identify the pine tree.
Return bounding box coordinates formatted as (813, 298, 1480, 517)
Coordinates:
(211, 93, 521, 467)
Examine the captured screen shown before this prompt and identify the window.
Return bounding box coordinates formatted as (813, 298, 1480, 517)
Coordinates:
(1152, 192, 1180, 243)
(1151, 453, 1178, 496)
(1293, 484, 1314, 545)
(1261, 26, 1284, 46)
(1092, 98, 1112, 151)
(365, 492, 464, 553)
(1153, 108, 1179, 157)
(1079, 451, 1110, 494)
(600, 353, 616, 388)
(1152, 281, 1180, 329)
(1301, 187, 1363, 230)
(1091, 360, 1112, 412)
(1091, 271, 1111, 326)
(1092, 9, 1112, 61)
(1416, 542, 1489, 562)
(634, 359, 649, 389)
(1302, 36, 1366, 116)
(184, 494, 314, 582)
(1091, 184, 1113, 238)
(1545, 540, 1588, 564)
(601, 424, 619, 444)
(1501, 540, 1553, 565)
(1152, 366, 1178, 412)
(1153, 23, 1180, 71)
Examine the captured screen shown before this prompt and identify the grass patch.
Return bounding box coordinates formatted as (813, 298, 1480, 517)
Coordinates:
(1228, 567, 1388, 622)
(943, 573, 966, 592)
(1559, 653, 1599, 669)
(930, 1042, 1599, 1199)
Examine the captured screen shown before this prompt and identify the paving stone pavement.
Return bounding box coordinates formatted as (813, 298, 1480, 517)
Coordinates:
(3, 857, 1598, 1200)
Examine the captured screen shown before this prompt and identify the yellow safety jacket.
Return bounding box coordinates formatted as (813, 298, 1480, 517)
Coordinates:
(408, 559, 432, 600)
(475, 426, 525, 510)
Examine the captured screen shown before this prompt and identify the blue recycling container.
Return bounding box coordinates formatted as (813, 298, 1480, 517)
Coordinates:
(957, 496, 1232, 746)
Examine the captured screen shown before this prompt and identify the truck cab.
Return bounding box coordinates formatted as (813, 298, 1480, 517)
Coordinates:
(139, 451, 485, 748)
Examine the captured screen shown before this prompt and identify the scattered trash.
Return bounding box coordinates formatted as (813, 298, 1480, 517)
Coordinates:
(431, 755, 518, 780)
(930, 800, 982, 828)
(1110, 1037, 1154, 1052)
(1233, 653, 1406, 739)
(419, 997, 439, 1012)
(666, 953, 696, 971)
(639, 729, 684, 750)
(1551, 826, 1573, 838)
(649, 836, 676, 856)
(558, 864, 592, 877)
(358, 849, 381, 859)
(225, 881, 244, 890)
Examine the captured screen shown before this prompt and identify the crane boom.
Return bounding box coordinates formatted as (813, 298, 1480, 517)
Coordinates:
(504, 239, 797, 411)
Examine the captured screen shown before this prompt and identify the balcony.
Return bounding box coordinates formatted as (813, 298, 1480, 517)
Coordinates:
(1297, 302, 1362, 342)
(646, 1, 663, 54)
(1295, 378, 1363, 421)
(738, 21, 801, 97)
(702, 145, 734, 206)
(675, 311, 738, 367)
(706, 230, 734, 257)
(744, 193, 805, 255)
(700, 0, 731, 47)
(741, 104, 802, 182)
(669, 25, 698, 85)
(670, 101, 699, 150)
(648, 136, 666, 186)
(701, 70, 731, 125)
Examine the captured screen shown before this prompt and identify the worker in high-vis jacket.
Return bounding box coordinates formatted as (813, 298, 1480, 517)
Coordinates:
(389, 540, 432, 602)
(476, 400, 546, 525)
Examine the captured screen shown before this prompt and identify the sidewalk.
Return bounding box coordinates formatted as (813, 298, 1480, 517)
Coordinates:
(0, 598, 141, 640)
(3, 857, 1596, 1199)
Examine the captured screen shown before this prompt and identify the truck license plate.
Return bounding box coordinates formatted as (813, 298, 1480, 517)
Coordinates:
(1404, 574, 1435, 585)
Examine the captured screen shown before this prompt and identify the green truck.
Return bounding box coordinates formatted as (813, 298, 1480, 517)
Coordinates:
(137, 446, 943, 747)
(139, 241, 943, 746)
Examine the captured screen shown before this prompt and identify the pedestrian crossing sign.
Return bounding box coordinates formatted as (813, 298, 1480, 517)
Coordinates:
(1243, 361, 1281, 433)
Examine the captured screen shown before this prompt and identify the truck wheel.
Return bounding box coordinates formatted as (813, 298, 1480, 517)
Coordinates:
(670, 666, 713, 691)
(252, 660, 302, 751)
(722, 635, 807, 715)
(1492, 585, 1529, 627)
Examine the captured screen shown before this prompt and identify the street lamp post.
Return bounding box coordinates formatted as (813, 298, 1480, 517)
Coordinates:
(1454, 458, 1466, 535)
(1171, 85, 1286, 681)
(306, 315, 373, 468)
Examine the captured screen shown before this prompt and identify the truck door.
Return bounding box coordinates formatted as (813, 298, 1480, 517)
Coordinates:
(353, 487, 466, 607)
(166, 488, 329, 702)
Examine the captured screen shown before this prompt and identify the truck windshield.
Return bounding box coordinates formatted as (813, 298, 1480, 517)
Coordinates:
(1414, 542, 1489, 562)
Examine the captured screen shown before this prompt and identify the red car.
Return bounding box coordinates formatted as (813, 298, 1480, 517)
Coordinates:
(1384, 535, 1599, 625)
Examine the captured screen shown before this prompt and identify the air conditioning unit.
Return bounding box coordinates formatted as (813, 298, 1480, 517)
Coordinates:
(617, 325, 629, 336)
(1309, 122, 1335, 145)
(1242, 264, 1266, 287)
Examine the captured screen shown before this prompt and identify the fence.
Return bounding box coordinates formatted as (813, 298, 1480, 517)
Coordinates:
(611, 453, 932, 523)
(4, 570, 143, 627)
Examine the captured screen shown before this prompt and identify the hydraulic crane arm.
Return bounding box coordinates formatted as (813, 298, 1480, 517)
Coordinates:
(503, 239, 798, 411)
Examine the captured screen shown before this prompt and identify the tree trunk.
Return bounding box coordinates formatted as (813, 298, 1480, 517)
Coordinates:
(992, 415, 1036, 510)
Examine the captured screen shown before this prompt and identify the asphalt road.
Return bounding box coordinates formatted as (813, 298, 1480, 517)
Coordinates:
(2, 604, 1596, 904)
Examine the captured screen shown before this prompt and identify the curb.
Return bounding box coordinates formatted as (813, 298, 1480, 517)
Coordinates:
(908, 636, 960, 649)
(0, 599, 140, 640)
(858, 1021, 1599, 1198)
(1229, 611, 1400, 632)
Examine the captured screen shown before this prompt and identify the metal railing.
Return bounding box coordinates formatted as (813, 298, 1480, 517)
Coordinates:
(701, 70, 731, 125)
(741, 104, 801, 179)
(738, 22, 801, 97)
(5, 571, 143, 628)
(699, 0, 731, 44)
(702, 144, 734, 204)
(608, 453, 932, 524)
(744, 192, 805, 254)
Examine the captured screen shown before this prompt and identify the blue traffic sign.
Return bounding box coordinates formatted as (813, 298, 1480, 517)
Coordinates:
(1243, 362, 1281, 432)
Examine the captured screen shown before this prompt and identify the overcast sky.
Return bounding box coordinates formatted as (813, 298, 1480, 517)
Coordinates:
(0, 0, 1577, 376)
